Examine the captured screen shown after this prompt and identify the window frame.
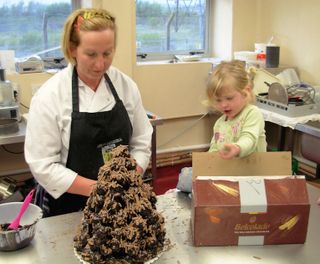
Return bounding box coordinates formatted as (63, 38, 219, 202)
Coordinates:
(0, 0, 82, 61)
(136, 0, 211, 62)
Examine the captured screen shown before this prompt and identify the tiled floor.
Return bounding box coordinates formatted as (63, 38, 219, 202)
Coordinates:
(152, 162, 191, 195)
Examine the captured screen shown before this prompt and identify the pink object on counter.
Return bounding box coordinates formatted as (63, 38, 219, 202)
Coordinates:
(8, 189, 35, 230)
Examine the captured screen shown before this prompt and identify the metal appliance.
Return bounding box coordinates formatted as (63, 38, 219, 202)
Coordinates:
(0, 177, 23, 204)
(15, 56, 44, 74)
(0, 104, 20, 120)
(0, 69, 20, 135)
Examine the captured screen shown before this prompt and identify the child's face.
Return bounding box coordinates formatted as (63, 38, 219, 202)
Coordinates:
(213, 85, 249, 120)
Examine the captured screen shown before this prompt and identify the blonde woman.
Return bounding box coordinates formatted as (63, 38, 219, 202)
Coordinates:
(25, 8, 152, 216)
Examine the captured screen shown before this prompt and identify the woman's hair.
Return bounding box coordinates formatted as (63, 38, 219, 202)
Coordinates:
(206, 60, 255, 107)
(61, 8, 117, 65)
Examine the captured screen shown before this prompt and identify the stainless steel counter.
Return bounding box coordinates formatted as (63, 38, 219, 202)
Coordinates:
(296, 121, 320, 138)
(1, 184, 319, 264)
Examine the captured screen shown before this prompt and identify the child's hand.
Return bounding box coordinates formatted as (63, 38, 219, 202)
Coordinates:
(317, 197, 320, 206)
(219, 144, 240, 159)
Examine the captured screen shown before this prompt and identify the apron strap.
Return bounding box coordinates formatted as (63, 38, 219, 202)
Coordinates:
(104, 73, 121, 102)
(72, 67, 80, 112)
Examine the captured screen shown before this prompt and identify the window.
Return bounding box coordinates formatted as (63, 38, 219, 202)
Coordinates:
(136, 0, 209, 61)
(0, 0, 77, 60)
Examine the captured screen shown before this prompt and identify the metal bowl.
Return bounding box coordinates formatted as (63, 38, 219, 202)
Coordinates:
(0, 202, 43, 251)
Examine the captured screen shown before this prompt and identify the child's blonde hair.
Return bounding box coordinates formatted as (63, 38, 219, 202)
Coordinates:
(206, 60, 255, 107)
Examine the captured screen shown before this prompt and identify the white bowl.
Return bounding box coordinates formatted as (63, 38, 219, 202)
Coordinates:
(0, 202, 43, 251)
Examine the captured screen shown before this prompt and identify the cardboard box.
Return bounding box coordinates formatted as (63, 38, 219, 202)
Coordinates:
(191, 152, 310, 246)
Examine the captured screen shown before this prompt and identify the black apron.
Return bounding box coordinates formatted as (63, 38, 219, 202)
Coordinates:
(35, 68, 132, 217)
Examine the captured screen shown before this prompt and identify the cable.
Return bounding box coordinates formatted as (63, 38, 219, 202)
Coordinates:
(1, 145, 24, 154)
(20, 102, 29, 110)
(158, 112, 209, 148)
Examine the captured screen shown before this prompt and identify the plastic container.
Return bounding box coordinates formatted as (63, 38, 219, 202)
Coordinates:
(234, 51, 257, 62)
(255, 43, 267, 60)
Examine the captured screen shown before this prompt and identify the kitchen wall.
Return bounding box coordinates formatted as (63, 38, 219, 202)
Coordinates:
(134, 0, 320, 154)
(242, 0, 320, 164)
(256, 0, 320, 85)
(3, 0, 320, 172)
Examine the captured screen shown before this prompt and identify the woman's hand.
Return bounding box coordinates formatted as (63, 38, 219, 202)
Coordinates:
(67, 175, 97, 197)
(136, 165, 144, 175)
(219, 144, 240, 159)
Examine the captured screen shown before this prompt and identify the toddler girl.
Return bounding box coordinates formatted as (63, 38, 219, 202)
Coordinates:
(177, 60, 267, 192)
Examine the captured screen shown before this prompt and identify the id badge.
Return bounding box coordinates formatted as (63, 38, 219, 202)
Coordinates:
(99, 138, 122, 163)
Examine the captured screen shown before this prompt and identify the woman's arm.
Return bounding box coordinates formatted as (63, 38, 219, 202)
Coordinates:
(24, 71, 78, 199)
(67, 175, 96, 196)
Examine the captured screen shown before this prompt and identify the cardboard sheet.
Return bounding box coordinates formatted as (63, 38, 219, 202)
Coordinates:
(192, 151, 292, 179)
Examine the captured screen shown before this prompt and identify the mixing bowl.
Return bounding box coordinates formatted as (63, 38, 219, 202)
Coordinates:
(0, 202, 43, 251)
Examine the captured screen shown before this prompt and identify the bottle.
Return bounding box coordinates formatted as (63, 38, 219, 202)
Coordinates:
(0, 68, 14, 106)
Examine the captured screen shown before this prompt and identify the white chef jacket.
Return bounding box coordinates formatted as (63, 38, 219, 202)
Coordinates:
(24, 64, 153, 199)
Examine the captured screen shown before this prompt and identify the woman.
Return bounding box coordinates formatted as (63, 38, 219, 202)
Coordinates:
(24, 8, 153, 217)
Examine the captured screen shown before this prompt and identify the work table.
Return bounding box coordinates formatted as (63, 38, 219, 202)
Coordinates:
(295, 121, 320, 137)
(1, 184, 319, 264)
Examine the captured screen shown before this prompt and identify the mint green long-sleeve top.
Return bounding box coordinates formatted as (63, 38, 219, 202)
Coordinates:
(208, 104, 267, 157)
